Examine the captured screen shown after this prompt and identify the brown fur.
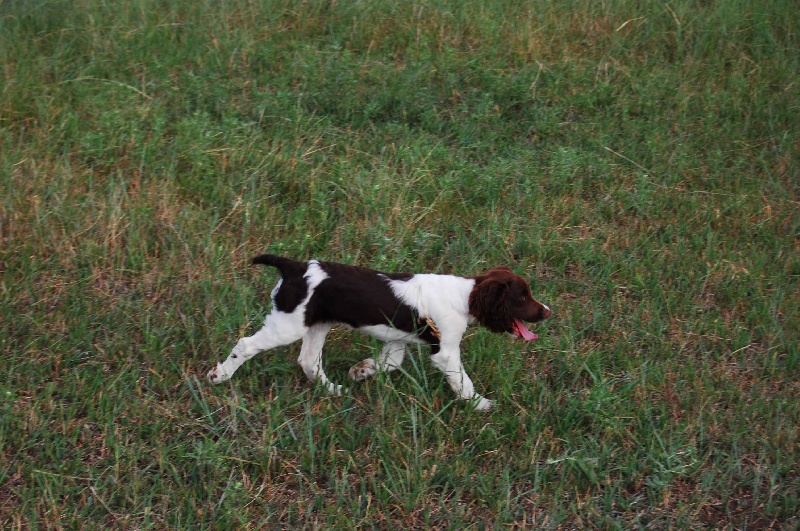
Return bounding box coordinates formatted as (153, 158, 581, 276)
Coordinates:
(468, 267, 549, 334)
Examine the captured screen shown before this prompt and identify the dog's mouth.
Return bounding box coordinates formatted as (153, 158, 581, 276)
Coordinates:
(512, 318, 538, 341)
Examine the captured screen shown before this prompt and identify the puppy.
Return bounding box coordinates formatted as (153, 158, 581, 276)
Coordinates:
(207, 255, 550, 410)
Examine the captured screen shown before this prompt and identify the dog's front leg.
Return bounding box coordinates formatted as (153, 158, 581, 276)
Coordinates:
(430, 344, 493, 411)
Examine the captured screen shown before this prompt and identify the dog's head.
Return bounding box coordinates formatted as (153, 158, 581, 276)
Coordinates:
(468, 267, 551, 340)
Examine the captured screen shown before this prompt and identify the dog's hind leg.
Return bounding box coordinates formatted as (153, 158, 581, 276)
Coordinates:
(207, 311, 307, 384)
(349, 341, 407, 382)
(296, 323, 341, 395)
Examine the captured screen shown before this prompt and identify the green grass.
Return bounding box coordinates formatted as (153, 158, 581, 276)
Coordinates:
(1, 0, 798, 527)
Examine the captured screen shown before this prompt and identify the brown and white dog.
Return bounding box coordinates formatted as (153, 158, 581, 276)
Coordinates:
(207, 254, 551, 410)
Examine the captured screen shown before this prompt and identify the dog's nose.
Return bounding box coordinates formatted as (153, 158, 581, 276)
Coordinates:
(542, 305, 552, 319)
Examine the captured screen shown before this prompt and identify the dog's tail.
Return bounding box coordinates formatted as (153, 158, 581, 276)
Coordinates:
(251, 254, 307, 278)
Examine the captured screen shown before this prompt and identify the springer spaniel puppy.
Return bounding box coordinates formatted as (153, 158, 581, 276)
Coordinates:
(207, 254, 551, 410)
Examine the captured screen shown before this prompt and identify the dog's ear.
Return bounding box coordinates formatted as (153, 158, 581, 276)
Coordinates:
(469, 277, 512, 334)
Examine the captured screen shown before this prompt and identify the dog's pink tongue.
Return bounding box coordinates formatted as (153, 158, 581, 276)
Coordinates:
(514, 319, 538, 341)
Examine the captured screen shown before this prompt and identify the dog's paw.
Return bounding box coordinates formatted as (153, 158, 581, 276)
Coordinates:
(349, 358, 377, 381)
(207, 364, 230, 385)
(326, 382, 346, 396)
(472, 396, 494, 411)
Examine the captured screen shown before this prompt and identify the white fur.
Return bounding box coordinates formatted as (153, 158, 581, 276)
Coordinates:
(207, 264, 494, 410)
(387, 275, 490, 408)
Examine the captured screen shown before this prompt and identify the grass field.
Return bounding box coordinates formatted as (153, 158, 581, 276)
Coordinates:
(1, 0, 798, 528)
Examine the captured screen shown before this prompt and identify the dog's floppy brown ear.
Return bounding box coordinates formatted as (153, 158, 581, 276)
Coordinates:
(469, 276, 512, 334)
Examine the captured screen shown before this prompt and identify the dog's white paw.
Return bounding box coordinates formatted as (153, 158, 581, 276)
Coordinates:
(349, 358, 377, 381)
(207, 364, 230, 385)
(473, 396, 494, 411)
(326, 382, 345, 396)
